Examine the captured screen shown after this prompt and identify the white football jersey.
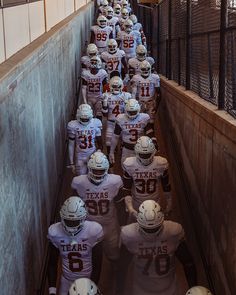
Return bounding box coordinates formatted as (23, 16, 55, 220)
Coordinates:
(129, 56, 155, 75)
(48, 221, 103, 281)
(117, 30, 142, 56)
(131, 73, 160, 100)
(101, 49, 125, 75)
(107, 16, 120, 38)
(81, 55, 91, 70)
(115, 113, 150, 144)
(71, 174, 123, 225)
(123, 156, 168, 209)
(91, 25, 113, 49)
(102, 91, 131, 121)
(121, 221, 185, 295)
(82, 69, 108, 100)
(67, 118, 102, 155)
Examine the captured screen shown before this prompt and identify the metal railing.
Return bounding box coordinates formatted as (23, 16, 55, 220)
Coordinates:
(131, 0, 236, 118)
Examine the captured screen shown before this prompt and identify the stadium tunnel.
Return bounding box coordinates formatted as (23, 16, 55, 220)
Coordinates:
(0, 0, 236, 294)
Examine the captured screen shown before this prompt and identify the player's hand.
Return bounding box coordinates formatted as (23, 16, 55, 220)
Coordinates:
(109, 153, 115, 164)
(130, 209, 138, 218)
(67, 164, 76, 174)
(103, 91, 109, 108)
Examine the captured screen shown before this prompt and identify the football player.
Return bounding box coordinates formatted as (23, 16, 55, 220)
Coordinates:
(47, 196, 104, 295)
(101, 39, 127, 79)
(97, 0, 109, 16)
(68, 278, 102, 295)
(129, 14, 146, 47)
(131, 60, 160, 126)
(121, 0, 132, 14)
(71, 151, 123, 266)
(81, 43, 99, 71)
(67, 104, 103, 176)
(113, 3, 122, 18)
(123, 136, 172, 221)
(101, 76, 131, 156)
(117, 19, 142, 61)
(118, 8, 130, 31)
(186, 286, 213, 295)
(81, 56, 108, 120)
(128, 44, 155, 79)
(109, 98, 156, 165)
(118, 200, 197, 295)
(104, 6, 120, 39)
(91, 15, 113, 54)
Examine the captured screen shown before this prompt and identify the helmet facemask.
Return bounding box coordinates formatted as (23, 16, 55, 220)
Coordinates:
(88, 151, 109, 184)
(125, 99, 140, 120)
(137, 200, 164, 238)
(108, 39, 118, 54)
(135, 136, 156, 165)
(140, 61, 151, 78)
(60, 197, 87, 236)
(76, 104, 93, 126)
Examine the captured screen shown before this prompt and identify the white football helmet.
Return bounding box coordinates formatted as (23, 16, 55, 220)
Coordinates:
(124, 19, 133, 34)
(105, 6, 114, 18)
(121, 8, 129, 19)
(109, 76, 123, 94)
(86, 43, 98, 58)
(90, 55, 102, 69)
(129, 14, 138, 25)
(125, 98, 140, 119)
(76, 104, 93, 125)
(97, 15, 107, 28)
(107, 39, 118, 54)
(121, 0, 128, 8)
(114, 4, 121, 15)
(69, 278, 102, 295)
(88, 151, 109, 184)
(140, 60, 151, 78)
(101, 0, 109, 8)
(60, 196, 87, 236)
(137, 200, 164, 236)
(186, 286, 213, 295)
(136, 44, 147, 61)
(135, 136, 156, 165)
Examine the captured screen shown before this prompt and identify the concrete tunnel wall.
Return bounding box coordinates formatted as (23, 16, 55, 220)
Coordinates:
(0, 3, 94, 295)
(159, 78, 236, 295)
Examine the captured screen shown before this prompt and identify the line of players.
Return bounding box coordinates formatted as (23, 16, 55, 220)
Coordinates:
(47, 0, 214, 294)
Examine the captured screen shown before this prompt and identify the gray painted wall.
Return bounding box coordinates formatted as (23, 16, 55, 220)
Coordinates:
(159, 78, 236, 295)
(0, 4, 94, 295)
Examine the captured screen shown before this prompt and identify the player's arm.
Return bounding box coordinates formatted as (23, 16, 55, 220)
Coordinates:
(101, 56, 107, 71)
(90, 30, 95, 44)
(109, 123, 121, 164)
(116, 31, 121, 47)
(47, 242, 59, 295)
(176, 240, 197, 288)
(160, 168, 172, 215)
(122, 169, 137, 216)
(128, 63, 135, 79)
(91, 241, 103, 284)
(121, 56, 128, 75)
(131, 78, 138, 99)
(101, 92, 109, 117)
(96, 135, 103, 151)
(81, 78, 88, 104)
(136, 32, 142, 46)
